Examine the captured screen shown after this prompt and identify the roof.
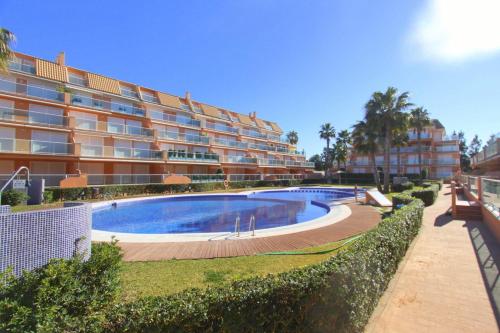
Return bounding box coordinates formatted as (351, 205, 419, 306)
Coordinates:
(432, 119, 445, 129)
(13, 51, 283, 133)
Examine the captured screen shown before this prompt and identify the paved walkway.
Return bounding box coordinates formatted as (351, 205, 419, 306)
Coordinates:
(118, 202, 380, 261)
(366, 187, 500, 333)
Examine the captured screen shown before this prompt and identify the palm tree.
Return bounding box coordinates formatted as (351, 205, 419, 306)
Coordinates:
(392, 130, 409, 177)
(0, 28, 15, 72)
(319, 123, 336, 179)
(336, 129, 351, 169)
(409, 107, 431, 180)
(352, 120, 382, 192)
(365, 87, 412, 192)
(286, 130, 299, 145)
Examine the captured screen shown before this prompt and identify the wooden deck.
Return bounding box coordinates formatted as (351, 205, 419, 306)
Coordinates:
(118, 202, 381, 261)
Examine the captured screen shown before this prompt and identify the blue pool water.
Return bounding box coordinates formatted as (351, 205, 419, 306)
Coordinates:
(92, 188, 357, 234)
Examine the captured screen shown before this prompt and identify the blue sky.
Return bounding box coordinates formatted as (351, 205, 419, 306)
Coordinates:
(1, 0, 498, 157)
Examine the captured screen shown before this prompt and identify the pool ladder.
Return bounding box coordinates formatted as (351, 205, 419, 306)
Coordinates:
(234, 215, 255, 237)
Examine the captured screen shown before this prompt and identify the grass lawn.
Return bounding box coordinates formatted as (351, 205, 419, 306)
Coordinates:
(119, 238, 356, 301)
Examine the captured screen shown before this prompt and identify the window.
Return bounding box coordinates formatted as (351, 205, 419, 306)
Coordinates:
(141, 91, 158, 103)
(71, 111, 97, 130)
(0, 126, 15, 152)
(68, 73, 86, 86)
(180, 103, 191, 112)
(28, 104, 64, 126)
(192, 105, 202, 114)
(120, 85, 138, 98)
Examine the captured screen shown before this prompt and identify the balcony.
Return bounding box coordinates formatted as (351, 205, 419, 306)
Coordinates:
(80, 144, 163, 160)
(70, 94, 146, 117)
(390, 146, 432, 153)
(212, 137, 248, 149)
(74, 119, 154, 138)
(8, 60, 35, 74)
(435, 145, 459, 152)
(205, 122, 239, 134)
(222, 156, 258, 164)
(408, 133, 431, 140)
(241, 129, 268, 139)
(149, 111, 201, 128)
(166, 150, 220, 163)
(0, 78, 64, 102)
(436, 159, 459, 165)
(0, 138, 73, 155)
(157, 130, 209, 145)
(257, 158, 286, 167)
(248, 142, 276, 151)
(0, 107, 69, 127)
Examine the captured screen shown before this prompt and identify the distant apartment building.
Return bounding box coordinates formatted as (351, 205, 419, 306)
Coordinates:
(0, 52, 313, 185)
(471, 134, 500, 177)
(347, 120, 460, 179)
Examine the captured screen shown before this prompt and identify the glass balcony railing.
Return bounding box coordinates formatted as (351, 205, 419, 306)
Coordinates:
(481, 178, 500, 215)
(241, 129, 268, 139)
(222, 156, 258, 164)
(257, 158, 285, 166)
(73, 119, 153, 137)
(157, 130, 209, 145)
(213, 137, 248, 149)
(0, 78, 64, 102)
(120, 88, 139, 99)
(80, 144, 162, 160)
(408, 133, 431, 140)
(0, 138, 73, 155)
(8, 60, 35, 74)
(71, 94, 146, 117)
(436, 159, 459, 165)
(248, 142, 275, 151)
(0, 107, 68, 127)
(149, 111, 201, 128)
(205, 122, 239, 134)
(435, 145, 459, 152)
(167, 150, 219, 163)
(142, 94, 159, 104)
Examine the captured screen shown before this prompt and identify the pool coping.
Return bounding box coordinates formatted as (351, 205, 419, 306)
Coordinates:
(91, 187, 362, 243)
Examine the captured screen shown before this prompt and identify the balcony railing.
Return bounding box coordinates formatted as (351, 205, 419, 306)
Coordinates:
(166, 150, 219, 163)
(0, 138, 73, 155)
(149, 111, 201, 128)
(157, 130, 209, 145)
(257, 158, 285, 166)
(80, 144, 163, 160)
(241, 129, 268, 139)
(408, 133, 431, 140)
(222, 156, 258, 164)
(0, 78, 64, 102)
(0, 107, 69, 127)
(74, 118, 154, 137)
(213, 137, 248, 149)
(8, 60, 36, 74)
(70, 94, 146, 117)
(435, 145, 459, 152)
(248, 142, 276, 151)
(205, 122, 239, 134)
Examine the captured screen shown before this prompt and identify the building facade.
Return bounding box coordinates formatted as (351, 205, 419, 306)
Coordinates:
(471, 134, 500, 177)
(347, 120, 460, 179)
(0, 52, 314, 186)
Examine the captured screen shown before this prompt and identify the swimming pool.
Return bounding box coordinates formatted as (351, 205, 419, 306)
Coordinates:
(92, 187, 359, 235)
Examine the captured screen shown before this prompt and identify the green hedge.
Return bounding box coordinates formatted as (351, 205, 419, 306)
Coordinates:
(0, 241, 122, 333)
(393, 183, 439, 208)
(410, 184, 439, 206)
(391, 181, 414, 193)
(43, 180, 302, 203)
(104, 199, 425, 332)
(1, 190, 29, 206)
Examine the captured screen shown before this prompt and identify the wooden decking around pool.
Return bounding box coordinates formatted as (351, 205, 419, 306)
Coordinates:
(117, 202, 381, 261)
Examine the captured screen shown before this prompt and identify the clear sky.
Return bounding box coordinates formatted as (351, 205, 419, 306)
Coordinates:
(1, 0, 498, 157)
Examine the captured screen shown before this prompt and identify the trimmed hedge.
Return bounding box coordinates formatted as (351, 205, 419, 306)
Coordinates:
(391, 181, 414, 193)
(393, 183, 440, 208)
(104, 199, 425, 332)
(43, 180, 302, 203)
(1, 190, 29, 206)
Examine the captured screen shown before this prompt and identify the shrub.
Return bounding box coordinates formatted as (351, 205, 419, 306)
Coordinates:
(392, 192, 414, 207)
(2, 190, 29, 206)
(105, 199, 425, 332)
(43, 190, 54, 203)
(0, 241, 122, 333)
(410, 184, 439, 206)
(391, 181, 414, 193)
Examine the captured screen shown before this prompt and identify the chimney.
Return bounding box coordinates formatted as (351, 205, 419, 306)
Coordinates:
(55, 52, 65, 66)
(249, 111, 256, 118)
(185, 91, 191, 102)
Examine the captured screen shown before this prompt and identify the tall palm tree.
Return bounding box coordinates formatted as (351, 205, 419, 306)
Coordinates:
(319, 123, 336, 179)
(409, 107, 431, 179)
(352, 120, 382, 192)
(286, 130, 299, 145)
(336, 129, 351, 169)
(0, 28, 15, 72)
(365, 87, 412, 192)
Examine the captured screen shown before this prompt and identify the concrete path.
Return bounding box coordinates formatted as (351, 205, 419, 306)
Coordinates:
(366, 187, 500, 333)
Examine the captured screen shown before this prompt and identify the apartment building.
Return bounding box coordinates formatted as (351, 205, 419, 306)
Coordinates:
(471, 134, 500, 177)
(347, 119, 460, 179)
(0, 52, 313, 185)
